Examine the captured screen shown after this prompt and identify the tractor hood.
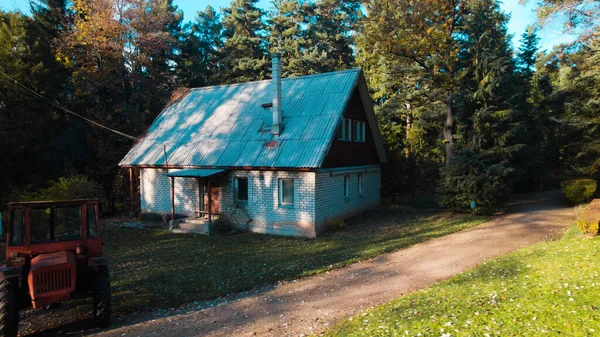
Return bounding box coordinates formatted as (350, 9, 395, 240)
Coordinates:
(28, 251, 77, 309)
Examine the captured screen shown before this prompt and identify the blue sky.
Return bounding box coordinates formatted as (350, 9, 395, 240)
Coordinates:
(1, 0, 575, 50)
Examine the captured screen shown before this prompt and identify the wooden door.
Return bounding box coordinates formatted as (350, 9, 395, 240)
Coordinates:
(209, 186, 220, 213)
(203, 180, 220, 213)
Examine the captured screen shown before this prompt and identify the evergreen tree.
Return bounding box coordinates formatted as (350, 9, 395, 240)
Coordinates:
(220, 0, 268, 83)
(516, 26, 540, 82)
(178, 6, 223, 87)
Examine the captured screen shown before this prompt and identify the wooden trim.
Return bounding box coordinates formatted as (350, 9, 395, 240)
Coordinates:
(170, 176, 175, 222)
(356, 73, 387, 163)
(122, 165, 315, 172)
(208, 179, 212, 224)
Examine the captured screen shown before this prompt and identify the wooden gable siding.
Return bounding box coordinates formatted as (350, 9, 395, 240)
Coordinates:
(321, 88, 380, 168)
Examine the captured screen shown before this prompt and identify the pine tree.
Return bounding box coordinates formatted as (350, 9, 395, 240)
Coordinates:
(267, 0, 311, 76)
(178, 6, 223, 87)
(220, 0, 268, 83)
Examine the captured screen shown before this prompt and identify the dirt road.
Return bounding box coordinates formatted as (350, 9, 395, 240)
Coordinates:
(89, 190, 574, 337)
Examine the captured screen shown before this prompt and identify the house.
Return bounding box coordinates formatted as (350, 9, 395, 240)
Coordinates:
(119, 55, 387, 237)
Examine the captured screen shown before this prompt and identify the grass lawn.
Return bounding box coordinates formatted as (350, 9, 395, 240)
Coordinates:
(103, 208, 488, 314)
(323, 226, 600, 337)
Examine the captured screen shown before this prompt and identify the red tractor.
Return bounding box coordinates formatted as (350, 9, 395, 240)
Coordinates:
(0, 199, 111, 337)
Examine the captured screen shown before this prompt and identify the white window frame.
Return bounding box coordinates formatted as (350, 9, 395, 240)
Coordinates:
(337, 118, 352, 141)
(278, 178, 294, 206)
(354, 121, 365, 143)
(357, 173, 363, 196)
(344, 175, 350, 198)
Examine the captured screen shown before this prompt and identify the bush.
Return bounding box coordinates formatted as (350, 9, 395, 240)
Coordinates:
(12, 175, 103, 202)
(437, 149, 513, 214)
(577, 199, 600, 235)
(561, 179, 597, 205)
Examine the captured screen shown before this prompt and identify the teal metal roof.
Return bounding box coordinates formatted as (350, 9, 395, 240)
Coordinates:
(119, 69, 362, 168)
(165, 169, 226, 178)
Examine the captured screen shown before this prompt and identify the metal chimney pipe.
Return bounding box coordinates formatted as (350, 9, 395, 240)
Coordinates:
(271, 53, 282, 136)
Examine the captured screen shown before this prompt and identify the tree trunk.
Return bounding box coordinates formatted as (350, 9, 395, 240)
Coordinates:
(444, 94, 455, 165)
(405, 102, 412, 159)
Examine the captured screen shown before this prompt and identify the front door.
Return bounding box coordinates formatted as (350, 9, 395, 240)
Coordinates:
(208, 185, 220, 213)
(202, 179, 220, 213)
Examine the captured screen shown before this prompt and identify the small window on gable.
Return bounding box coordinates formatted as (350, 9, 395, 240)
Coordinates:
(357, 174, 363, 196)
(337, 118, 352, 141)
(235, 177, 248, 201)
(354, 121, 365, 143)
(279, 179, 294, 206)
(344, 175, 350, 198)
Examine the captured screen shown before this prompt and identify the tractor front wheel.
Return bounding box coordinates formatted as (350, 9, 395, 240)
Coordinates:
(92, 266, 111, 328)
(0, 277, 20, 337)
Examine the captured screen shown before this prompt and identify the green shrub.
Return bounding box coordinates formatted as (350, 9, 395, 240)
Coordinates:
(561, 179, 597, 205)
(12, 175, 103, 202)
(437, 149, 513, 214)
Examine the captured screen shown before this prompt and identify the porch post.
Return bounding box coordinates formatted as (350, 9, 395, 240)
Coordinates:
(170, 176, 175, 222)
(129, 167, 134, 213)
(196, 177, 201, 216)
(208, 178, 212, 224)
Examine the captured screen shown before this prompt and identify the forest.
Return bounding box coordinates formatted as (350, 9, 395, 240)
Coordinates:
(1, 0, 599, 214)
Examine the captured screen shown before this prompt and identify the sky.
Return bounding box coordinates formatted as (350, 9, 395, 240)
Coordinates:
(1, 0, 576, 50)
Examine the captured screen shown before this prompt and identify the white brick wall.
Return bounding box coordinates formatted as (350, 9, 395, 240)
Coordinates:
(139, 166, 380, 237)
(140, 168, 199, 216)
(314, 166, 380, 233)
(221, 170, 316, 237)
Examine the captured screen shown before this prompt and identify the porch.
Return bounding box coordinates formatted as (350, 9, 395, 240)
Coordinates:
(165, 168, 227, 234)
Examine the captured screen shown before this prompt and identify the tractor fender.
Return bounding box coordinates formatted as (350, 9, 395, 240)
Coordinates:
(88, 256, 109, 268)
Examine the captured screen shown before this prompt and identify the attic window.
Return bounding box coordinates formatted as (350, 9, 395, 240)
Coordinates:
(354, 121, 366, 143)
(337, 118, 352, 141)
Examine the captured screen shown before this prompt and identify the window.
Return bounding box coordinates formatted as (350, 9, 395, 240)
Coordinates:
(31, 208, 52, 243)
(87, 206, 98, 238)
(31, 206, 82, 243)
(235, 177, 248, 201)
(354, 121, 366, 143)
(337, 118, 352, 141)
(54, 207, 82, 241)
(279, 178, 294, 205)
(9, 209, 24, 246)
(344, 175, 351, 198)
(357, 174, 364, 196)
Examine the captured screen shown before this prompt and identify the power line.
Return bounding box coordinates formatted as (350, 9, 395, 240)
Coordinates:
(0, 70, 140, 141)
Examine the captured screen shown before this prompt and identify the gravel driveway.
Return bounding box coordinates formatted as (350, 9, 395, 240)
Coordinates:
(20, 190, 574, 337)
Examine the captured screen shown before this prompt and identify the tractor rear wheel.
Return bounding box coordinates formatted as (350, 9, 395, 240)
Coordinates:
(92, 266, 111, 328)
(0, 277, 19, 337)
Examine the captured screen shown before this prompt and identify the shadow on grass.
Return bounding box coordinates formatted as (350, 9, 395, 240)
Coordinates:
(102, 209, 488, 315)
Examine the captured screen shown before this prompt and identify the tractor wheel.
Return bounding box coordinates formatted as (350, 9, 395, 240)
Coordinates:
(92, 266, 112, 328)
(0, 277, 19, 337)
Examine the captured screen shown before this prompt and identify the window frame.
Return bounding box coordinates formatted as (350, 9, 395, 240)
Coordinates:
(235, 177, 249, 202)
(337, 118, 353, 142)
(30, 205, 83, 244)
(86, 204, 99, 239)
(344, 175, 351, 198)
(357, 173, 364, 196)
(8, 207, 25, 246)
(354, 121, 366, 143)
(278, 178, 295, 206)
